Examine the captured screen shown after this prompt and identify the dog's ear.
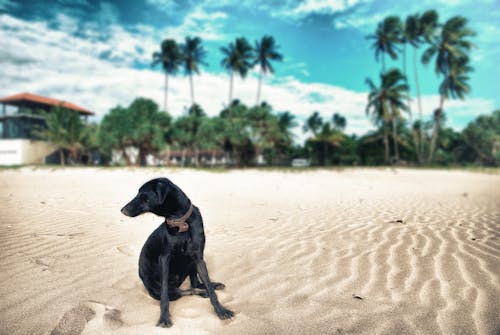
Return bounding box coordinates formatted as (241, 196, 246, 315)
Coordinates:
(155, 180, 169, 204)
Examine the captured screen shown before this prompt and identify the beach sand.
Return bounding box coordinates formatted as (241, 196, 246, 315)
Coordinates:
(0, 168, 499, 335)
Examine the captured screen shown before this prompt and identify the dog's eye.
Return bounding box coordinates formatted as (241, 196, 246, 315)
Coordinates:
(140, 194, 149, 203)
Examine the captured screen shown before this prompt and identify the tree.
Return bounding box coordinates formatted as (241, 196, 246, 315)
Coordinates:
(303, 111, 345, 165)
(36, 106, 86, 166)
(220, 37, 254, 107)
(80, 122, 99, 165)
(253, 36, 283, 105)
(416, 10, 439, 159)
(367, 16, 403, 72)
(318, 123, 344, 165)
(246, 102, 282, 164)
(171, 104, 206, 166)
(366, 68, 409, 164)
(181, 36, 207, 106)
(152, 39, 182, 112)
(303, 111, 323, 137)
(219, 100, 254, 165)
(98, 98, 171, 165)
(402, 13, 421, 162)
(463, 111, 500, 166)
(197, 116, 226, 166)
(332, 113, 346, 131)
(422, 15, 475, 162)
(271, 111, 296, 164)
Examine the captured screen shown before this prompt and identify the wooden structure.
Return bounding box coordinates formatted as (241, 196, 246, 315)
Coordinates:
(0, 92, 94, 165)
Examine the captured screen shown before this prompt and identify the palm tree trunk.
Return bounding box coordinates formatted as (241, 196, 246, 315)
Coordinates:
(402, 43, 406, 75)
(59, 148, 65, 166)
(324, 142, 329, 166)
(139, 151, 146, 166)
(414, 47, 424, 163)
(164, 73, 169, 112)
(189, 74, 195, 106)
(228, 70, 234, 107)
(194, 147, 199, 167)
(256, 68, 263, 106)
(120, 146, 132, 166)
(391, 108, 400, 162)
(382, 101, 390, 164)
(404, 45, 421, 163)
(383, 123, 390, 164)
(428, 95, 445, 162)
(165, 144, 170, 166)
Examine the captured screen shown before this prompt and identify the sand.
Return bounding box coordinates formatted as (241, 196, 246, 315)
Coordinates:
(0, 167, 499, 335)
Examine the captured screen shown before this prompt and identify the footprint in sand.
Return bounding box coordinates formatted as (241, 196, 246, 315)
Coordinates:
(50, 301, 123, 335)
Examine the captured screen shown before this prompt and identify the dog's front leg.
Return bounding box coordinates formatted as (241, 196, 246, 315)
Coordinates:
(158, 253, 173, 328)
(195, 259, 234, 320)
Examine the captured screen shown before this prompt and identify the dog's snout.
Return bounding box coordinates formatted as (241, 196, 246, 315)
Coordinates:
(121, 206, 130, 216)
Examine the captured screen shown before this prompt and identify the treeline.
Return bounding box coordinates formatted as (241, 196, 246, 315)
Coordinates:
(36, 9, 500, 167)
(40, 99, 499, 167)
(365, 10, 477, 165)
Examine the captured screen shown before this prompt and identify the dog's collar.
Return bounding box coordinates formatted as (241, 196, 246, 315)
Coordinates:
(165, 203, 193, 233)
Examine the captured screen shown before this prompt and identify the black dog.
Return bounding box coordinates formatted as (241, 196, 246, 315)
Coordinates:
(121, 178, 234, 327)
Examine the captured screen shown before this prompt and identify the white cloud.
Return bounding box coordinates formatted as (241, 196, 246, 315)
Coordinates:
(335, 12, 384, 29)
(146, 0, 178, 13)
(268, 0, 364, 20)
(290, 0, 360, 16)
(284, 62, 311, 77)
(417, 95, 495, 124)
(162, 5, 228, 42)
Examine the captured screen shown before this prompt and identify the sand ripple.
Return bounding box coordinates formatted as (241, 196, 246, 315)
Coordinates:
(0, 168, 499, 335)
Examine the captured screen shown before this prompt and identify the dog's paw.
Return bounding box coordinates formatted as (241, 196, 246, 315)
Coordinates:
(216, 306, 234, 320)
(196, 282, 225, 291)
(157, 318, 173, 328)
(213, 282, 226, 290)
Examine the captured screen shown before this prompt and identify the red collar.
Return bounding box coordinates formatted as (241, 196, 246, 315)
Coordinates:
(165, 203, 193, 233)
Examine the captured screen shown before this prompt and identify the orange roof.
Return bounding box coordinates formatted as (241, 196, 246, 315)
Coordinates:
(0, 92, 94, 116)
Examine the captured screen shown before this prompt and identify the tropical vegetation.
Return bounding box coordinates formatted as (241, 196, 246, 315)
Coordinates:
(37, 11, 498, 168)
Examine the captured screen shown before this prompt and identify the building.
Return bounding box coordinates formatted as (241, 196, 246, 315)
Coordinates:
(0, 92, 94, 165)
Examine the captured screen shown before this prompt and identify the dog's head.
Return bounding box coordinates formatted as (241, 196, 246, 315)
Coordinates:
(121, 178, 170, 218)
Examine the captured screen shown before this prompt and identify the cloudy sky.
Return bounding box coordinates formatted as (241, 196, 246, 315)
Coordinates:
(0, 0, 498, 137)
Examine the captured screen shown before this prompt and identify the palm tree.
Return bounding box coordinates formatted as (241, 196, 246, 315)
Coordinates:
(253, 35, 283, 105)
(332, 113, 346, 131)
(181, 36, 207, 106)
(220, 37, 254, 107)
(187, 104, 206, 166)
(278, 111, 296, 134)
(36, 106, 86, 166)
(367, 16, 403, 72)
(366, 68, 409, 164)
(416, 10, 439, 159)
(366, 77, 390, 163)
(401, 13, 421, 161)
(268, 111, 296, 165)
(422, 15, 474, 162)
(318, 123, 345, 165)
(152, 39, 182, 112)
(432, 56, 472, 161)
(303, 111, 323, 137)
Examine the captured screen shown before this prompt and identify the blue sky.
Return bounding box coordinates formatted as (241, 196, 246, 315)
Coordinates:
(0, 0, 498, 138)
